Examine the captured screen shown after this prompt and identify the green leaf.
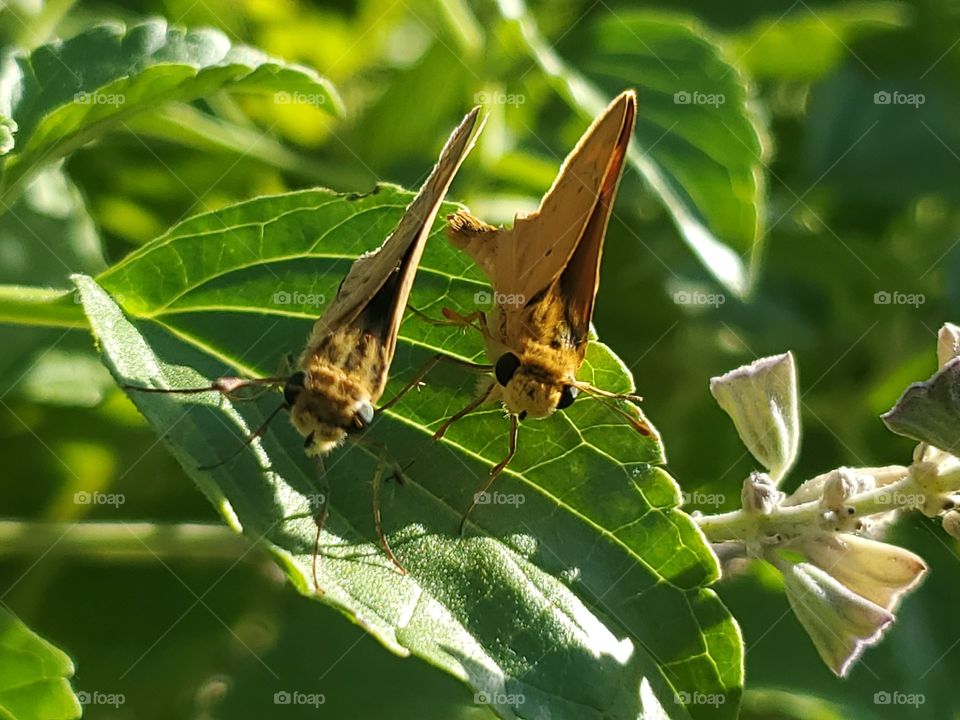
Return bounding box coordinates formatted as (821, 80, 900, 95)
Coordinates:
(882, 357, 960, 453)
(75, 186, 741, 720)
(0, 607, 80, 720)
(727, 2, 908, 82)
(0, 18, 343, 205)
(0, 165, 98, 396)
(495, 1, 768, 297)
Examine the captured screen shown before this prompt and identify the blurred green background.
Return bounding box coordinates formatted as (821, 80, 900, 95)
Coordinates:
(1, 0, 959, 718)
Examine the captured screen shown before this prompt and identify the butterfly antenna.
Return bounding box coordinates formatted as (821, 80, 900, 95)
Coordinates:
(198, 400, 288, 470)
(572, 382, 652, 437)
(312, 457, 329, 595)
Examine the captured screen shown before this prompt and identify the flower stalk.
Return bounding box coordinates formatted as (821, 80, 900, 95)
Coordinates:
(687, 325, 960, 676)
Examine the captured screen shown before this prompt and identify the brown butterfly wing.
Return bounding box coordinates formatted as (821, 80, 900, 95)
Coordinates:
(453, 92, 635, 356)
(305, 106, 484, 399)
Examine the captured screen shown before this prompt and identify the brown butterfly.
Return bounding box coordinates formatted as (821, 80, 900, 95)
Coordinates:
(127, 106, 484, 587)
(391, 91, 649, 529)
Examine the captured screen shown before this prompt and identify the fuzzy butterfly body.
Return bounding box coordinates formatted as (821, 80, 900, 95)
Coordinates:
(286, 107, 484, 457)
(448, 90, 639, 424)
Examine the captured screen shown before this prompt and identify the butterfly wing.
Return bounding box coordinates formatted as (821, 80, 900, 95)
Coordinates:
(449, 91, 635, 357)
(304, 106, 484, 399)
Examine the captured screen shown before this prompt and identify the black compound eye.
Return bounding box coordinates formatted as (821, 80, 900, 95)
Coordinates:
(352, 400, 375, 431)
(495, 352, 522, 387)
(557, 385, 579, 410)
(283, 371, 306, 406)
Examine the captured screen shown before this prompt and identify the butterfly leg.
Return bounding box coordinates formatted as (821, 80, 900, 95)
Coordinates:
(345, 435, 407, 574)
(432, 381, 494, 441)
(459, 413, 519, 534)
(123, 376, 287, 402)
(311, 456, 329, 595)
(378, 353, 492, 413)
(408, 305, 488, 336)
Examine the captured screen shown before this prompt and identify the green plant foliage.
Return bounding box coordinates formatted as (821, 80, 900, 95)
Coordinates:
(497, 1, 767, 297)
(0, 607, 79, 720)
(0, 19, 342, 205)
(75, 185, 741, 719)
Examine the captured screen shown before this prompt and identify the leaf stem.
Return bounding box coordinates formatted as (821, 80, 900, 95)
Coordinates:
(0, 285, 87, 328)
(695, 460, 960, 543)
(0, 520, 251, 560)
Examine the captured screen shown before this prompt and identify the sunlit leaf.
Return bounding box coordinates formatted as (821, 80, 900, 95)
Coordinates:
(76, 185, 741, 720)
(495, 1, 768, 297)
(0, 607, 80, 720)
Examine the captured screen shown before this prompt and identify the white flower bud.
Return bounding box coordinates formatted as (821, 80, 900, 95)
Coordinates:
(741, 471, 783, 515)
(778, 559, 894, 677)
(938, 323, 960, 369)
(798, 532, 927, 612)
(710, 353, 800, 484)
(943, 510, 960, 539)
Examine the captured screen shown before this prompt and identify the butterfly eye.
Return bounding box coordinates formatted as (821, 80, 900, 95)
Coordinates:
(354, 400, 375, 430)
(495, 352, 522, 386)
(557, 385, 579, 410)
(283, 371, 307, 406)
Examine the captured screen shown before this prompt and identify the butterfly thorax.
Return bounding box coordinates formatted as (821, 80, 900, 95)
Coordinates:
(485, 282, 583, 420)
(288, 332, 381, 457)
(501, 345, 572, 419)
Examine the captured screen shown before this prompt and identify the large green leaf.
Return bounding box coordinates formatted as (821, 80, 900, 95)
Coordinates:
(495, 1, 768, 297)
(0, 607, 80, 720)
(727, 2, 907, 82)
(0, 18, 342, 205)
(75, 186, 741, 719)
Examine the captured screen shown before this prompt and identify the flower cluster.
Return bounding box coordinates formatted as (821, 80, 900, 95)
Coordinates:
(694, 325, 960, 676)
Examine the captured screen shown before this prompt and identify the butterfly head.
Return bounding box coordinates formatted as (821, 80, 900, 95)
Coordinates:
(283, 370, 375, 456)
(494, 352, 578, 421)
